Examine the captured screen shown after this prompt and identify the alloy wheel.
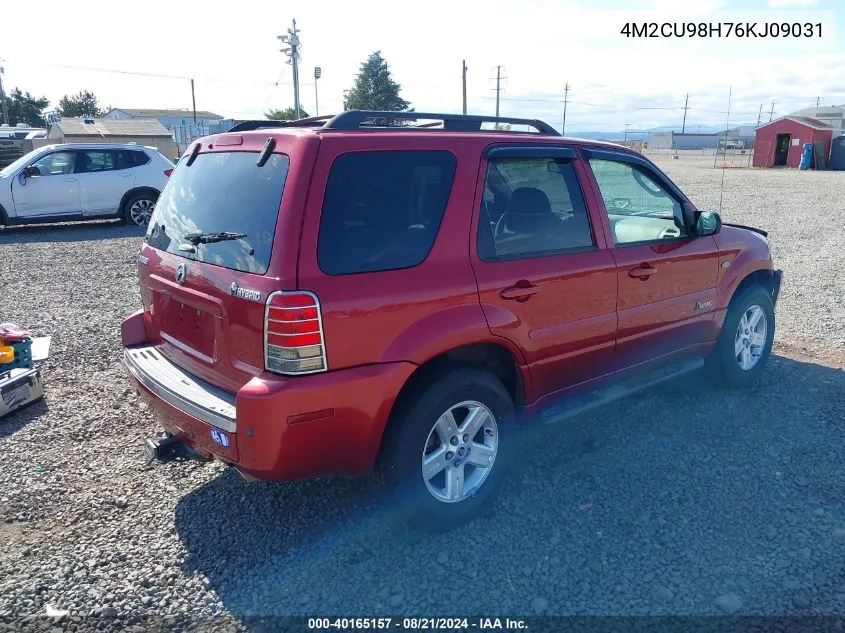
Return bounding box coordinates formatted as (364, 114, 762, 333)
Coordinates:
(129, 199, 155, 226)
(421, 400, 499, 503)
(734, 304, 767, 370)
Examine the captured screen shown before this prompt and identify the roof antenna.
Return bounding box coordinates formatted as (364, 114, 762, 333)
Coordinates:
(716, 85, 732, 215)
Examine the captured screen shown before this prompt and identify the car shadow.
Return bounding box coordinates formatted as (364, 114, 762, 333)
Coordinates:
(0, 398, 48, 439)
(174, 353, 845, 623)
(0, 220, 145, 244)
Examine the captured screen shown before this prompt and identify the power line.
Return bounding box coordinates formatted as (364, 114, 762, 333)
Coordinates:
(8, 59, 315, 87)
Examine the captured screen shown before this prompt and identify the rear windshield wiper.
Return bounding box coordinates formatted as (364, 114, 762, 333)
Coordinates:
(182, 231, 247, 245)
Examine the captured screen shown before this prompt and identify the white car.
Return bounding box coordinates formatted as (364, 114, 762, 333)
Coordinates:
(0, 143, 174, 227)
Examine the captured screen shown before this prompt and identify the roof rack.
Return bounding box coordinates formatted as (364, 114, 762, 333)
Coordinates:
(226, 111, 559, 136)
(227, 115, 333, 132)
(322, 111, 560, 135)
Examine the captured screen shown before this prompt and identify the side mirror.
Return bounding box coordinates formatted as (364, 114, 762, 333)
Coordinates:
(696, 211, 722, 236)
(17, 172, 26, 186)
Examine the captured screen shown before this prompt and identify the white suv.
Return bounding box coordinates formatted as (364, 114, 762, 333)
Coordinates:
(0, 143, 174, 227)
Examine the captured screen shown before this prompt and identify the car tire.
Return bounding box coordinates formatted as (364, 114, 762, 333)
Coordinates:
(380, 367, 514, 531)
(123, 193, 157, 227)
(709, 284, 775, 388)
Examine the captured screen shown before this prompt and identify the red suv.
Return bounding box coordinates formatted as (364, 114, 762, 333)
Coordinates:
(122, 111, 781, 527)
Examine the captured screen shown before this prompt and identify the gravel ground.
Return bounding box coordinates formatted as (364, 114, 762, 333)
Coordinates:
(0, 158, 843, 632)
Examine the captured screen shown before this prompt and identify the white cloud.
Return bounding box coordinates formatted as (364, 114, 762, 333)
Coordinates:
(1, 0, 840, 131)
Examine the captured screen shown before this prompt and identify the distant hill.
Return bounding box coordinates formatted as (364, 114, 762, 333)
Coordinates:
(567, 122, 758, 142)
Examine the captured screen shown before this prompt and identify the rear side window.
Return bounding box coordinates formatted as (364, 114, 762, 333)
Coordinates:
(130, 151, 151, 167)
(317, 150, 456, 275)
(477, 158, 593, 261)
(146, 152, 289, 274)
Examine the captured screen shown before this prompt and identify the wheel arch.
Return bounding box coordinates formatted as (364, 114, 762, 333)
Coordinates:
(714, 266, 779, 333)
(119, 186, 161, 216)
(374, 341, 526, 472)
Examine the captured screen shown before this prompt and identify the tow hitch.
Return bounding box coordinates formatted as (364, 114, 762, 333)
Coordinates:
(143, 434, 200, 464)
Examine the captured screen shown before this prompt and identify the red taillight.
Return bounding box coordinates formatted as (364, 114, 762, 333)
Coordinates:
(264, 291, 326, 375)
(164, 169, 173, 177)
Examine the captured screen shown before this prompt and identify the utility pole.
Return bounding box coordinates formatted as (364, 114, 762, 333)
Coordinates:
(816, 96, 820, 108)
(757, 103, 763, 127)
(492, 65, 505, 118)
(769, 100, 776, 122)
(190, 78, 197, 124)
(562, 81, 570, 135)
(681, 92, 689, 134)
(314, 66, 321, 116)
(462, 60, 468, 115)
(624, 123, 630, 141)
(278, 19, 302, 118)
(0, 59, 10, 126)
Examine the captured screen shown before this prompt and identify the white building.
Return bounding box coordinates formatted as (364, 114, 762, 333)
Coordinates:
(105, 108, 226, 152)
(790, 105, 845, 138)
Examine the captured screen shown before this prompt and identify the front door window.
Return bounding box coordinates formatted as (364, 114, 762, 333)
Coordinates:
(588, 159, 687, 244)
(29, 151, 76, 176)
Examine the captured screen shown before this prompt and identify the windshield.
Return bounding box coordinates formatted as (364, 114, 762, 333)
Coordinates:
(0, 148, 42, 177)
(145, 151, 289, 275)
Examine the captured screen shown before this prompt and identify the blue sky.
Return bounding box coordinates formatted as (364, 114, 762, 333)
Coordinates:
(2, 0, 842, 133)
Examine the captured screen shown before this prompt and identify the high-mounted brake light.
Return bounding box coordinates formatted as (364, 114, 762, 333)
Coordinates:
(164, 169, 173, 177)
(264, 291, 327, 375)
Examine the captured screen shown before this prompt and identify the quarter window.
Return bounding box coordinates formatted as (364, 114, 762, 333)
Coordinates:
(589, 159, 687, 245)
(477, 157, 594, 261)
(317, 150, 457, 275)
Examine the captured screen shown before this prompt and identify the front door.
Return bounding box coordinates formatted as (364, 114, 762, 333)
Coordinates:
(471, 147, 618, 401)
(76, 149, 135, 215)
(583, 149, 720, 371)
(774, 134, 790, 166)
(10, 150, 81, 218)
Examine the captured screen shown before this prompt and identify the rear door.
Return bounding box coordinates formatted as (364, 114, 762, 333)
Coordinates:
(138, 133, 317, 392)
(10, 150, 81, 218)
(76, 149, 134, 215)
(582, 148, 720, 370)
(471, 146, 618, 401)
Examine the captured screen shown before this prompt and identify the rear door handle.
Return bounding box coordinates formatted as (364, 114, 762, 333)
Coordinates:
(628, 263, 657, 279)
(64, 177, 77, 182)
(499, 282, 538, 302)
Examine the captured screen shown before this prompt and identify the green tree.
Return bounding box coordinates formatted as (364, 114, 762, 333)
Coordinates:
(58, 90, 105, 117)
(265, 106, 310, 120)
(4, 88, 49, 127)
(343, 51, 411, 116)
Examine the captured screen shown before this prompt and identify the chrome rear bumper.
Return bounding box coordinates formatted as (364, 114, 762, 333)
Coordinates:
(124, 345, 236, 432)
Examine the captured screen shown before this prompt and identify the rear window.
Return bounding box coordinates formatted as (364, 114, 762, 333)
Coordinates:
(145, 151, 289, 274)
(317, 150, 456, 275)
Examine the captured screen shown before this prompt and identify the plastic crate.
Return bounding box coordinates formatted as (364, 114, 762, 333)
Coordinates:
(0, 339, 32, 370)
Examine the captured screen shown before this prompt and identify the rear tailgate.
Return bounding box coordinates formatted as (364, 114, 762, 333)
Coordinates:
(136, 131, 319, 393)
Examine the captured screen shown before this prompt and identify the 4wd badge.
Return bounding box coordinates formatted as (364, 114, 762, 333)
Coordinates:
(229, 282, 261, 302)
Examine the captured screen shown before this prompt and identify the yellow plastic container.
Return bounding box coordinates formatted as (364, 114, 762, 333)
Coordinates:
(0, 345, 14, 364)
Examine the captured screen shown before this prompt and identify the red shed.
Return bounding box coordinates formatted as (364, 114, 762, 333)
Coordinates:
(753, 116, 833, 168)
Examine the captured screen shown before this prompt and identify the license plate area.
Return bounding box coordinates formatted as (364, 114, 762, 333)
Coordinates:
(155, 293, 216, 358)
